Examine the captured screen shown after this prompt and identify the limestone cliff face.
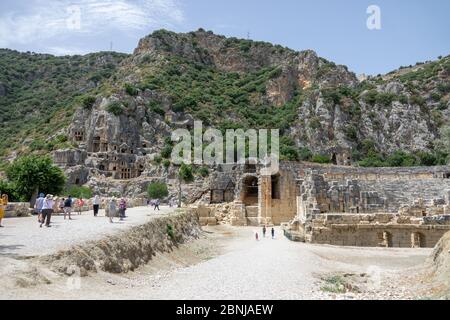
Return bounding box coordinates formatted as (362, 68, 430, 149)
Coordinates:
(45, 29, 449, 193)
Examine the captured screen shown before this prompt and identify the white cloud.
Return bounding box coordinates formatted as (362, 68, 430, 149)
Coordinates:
(0, 0, 185, 47)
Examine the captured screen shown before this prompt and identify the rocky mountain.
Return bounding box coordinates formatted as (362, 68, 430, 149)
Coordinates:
(1, 29, 449, 179)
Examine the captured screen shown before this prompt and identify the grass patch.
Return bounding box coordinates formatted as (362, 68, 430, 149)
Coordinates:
(320, 274, 360, 294)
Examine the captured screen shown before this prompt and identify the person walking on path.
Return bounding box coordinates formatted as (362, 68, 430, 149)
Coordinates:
(59, 198, 65, 214)
(107, 197, 117, 223)
(76, 198, 84, 215)
(119, 198, 127, 221)
(0, 194, 8, 228)
(92, 195, 100, 217)
(271, 227, 275, 239)
(255, 231, 259, 241)
(34, 193, 45, 222)
(41, 194, 55, 228)
(262, 225, 267, 238)
(63, 196, 73, 220)
(154, 199, 160, 211)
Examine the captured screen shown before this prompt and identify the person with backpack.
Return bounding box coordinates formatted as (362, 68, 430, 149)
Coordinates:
(63, 196, 73, 220)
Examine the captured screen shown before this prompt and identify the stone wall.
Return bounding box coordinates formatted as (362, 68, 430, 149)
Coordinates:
(309, 222, 449, 248)
(4, 202, 31, 218)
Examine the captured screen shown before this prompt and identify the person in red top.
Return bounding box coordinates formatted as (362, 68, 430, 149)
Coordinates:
(77, 198, 84, 215)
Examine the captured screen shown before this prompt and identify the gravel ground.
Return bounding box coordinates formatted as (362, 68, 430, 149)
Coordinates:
(0, 206, 176, 257)
(2, 224, 432, 300)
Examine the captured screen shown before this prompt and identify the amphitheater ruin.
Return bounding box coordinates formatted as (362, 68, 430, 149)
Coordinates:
(195, 162, 450, 248)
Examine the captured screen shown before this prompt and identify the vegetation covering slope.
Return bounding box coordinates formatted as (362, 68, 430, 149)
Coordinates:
(0, 49, 128, 161)
(0, 29, 449, 167)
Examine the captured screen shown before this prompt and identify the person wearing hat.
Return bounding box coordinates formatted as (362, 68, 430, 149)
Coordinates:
(40, 194, 55, 228)
(34, 193, 45, 223)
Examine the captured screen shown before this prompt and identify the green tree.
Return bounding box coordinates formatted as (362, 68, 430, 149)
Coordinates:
(147, 182, 169, 200)
(0, 180, 20, 202)
(6, 155, 66, 206)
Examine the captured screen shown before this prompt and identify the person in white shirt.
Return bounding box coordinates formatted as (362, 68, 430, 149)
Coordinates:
(92, 195, 101, 217)
(41, 194, 55, 228)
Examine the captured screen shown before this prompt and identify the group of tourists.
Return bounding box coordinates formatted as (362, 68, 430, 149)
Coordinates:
(255, 225, 275, 241)
(106, 197, 127, 223)
(33, 193, 128, 227)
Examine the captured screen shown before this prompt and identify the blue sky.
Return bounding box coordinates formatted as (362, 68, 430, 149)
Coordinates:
(0, 0, 449, 75)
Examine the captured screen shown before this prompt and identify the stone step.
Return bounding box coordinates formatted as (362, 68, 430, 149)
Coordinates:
(245, 206, 259, 217)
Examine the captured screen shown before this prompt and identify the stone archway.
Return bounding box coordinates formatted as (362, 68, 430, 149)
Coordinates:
(411, 232, 426, 248)
(378, 231, 393, 248)
(241, 175, 259, 206)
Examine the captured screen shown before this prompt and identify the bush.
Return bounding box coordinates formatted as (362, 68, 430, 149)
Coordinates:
(311, 154, 331, 164)
(153, 155, 162, 164)
(148, 182, 169, 199)
(376, 92, 395, 106)
(344, 125, 358, 141)
(358, 153, 386, 167)
(280, 145, 299, 161)
(161, 145, 173, 159)
(172, 96, 197, 113)
(106, 101, 124, 116)
(198, 166, 209, 177)
(363, 90, 378, 105)
(163, 159, 171, 168)
(64, 185, 93, 199)
(80, 95, 96, 109)
(385, 151, 418, 167)
(409, 95, 426, 107)
(415, 151, 438, 166)
(398, 95, 408, 104)
(124, 83, 138, 96)
(166, 224, 175, 240)
(149, 100, 165, 116)
(179, 163, 194, 183)
(298, 147, 313, 161)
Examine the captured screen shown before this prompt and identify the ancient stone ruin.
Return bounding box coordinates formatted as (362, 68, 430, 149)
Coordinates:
(192, 162, 450, 248)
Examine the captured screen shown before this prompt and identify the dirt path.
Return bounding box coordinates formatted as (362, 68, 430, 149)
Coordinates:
(0, 206, 176, 257)
(1, 224, 432, 300)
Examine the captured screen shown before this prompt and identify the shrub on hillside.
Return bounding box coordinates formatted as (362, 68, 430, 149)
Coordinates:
(147, 182, 169, 200)
(106, 101, 124, 116)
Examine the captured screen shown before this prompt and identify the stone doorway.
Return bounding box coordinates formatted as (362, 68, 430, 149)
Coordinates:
(241, 175, 258, 206)
(411, 232, 426, 248)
